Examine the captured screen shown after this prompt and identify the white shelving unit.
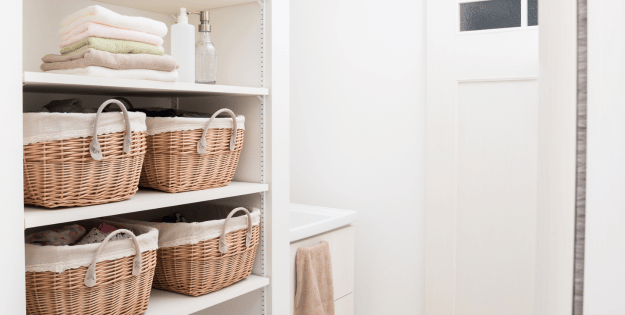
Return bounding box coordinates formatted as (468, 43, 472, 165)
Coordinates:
(6, 0, 291, 314)
(24, 182, 268, 229)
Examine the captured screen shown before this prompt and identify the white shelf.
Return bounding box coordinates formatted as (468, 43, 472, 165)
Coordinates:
(24, 182, 268, 229)
(145, 275, 269, 315)
(23, 72, 269, 97)
(98, 0, 258, 14)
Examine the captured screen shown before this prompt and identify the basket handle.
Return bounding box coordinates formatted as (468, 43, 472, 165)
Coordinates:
(84, 229, 142, 288)
(197, 108, 238, 155)
(89, 99, 133, 161)
(219, 207, 253, 254)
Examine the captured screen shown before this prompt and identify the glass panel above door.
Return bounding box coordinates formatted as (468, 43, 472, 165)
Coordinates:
(528, 0, 538, 26)
(460, 0, 522, 32)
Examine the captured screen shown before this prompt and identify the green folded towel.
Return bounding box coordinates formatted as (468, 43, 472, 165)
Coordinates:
(60, 37, 164, 56)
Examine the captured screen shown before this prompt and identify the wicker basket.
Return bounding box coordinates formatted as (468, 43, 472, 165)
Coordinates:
(25, 222, 159, 315)
(114, 206, 260, 296)
(140, 108, 244, 193)
(23, 99, 147, 208)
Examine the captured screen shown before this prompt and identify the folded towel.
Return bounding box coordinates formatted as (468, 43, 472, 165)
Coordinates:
(60, 22, 164, 48)
(61, 37, 164, 56)
(294, 241, 335, 315)
(60, 5, 167, 37)
(48, 66, 179, 82)
(42, 49, 178, 72)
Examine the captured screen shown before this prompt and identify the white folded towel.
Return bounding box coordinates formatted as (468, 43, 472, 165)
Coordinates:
(60, 22, 164, 48)
(48, 66, 179, 82)
(60, 5, 168, 37)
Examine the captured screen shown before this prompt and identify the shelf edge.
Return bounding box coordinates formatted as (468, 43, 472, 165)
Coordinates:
(24, 182, 269, 228)
(23, 72, 269, 96)
(145, 275, 270, 315)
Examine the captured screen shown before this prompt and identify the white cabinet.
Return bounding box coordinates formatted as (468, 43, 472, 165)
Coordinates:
(335, 293, 354, 315)
(289, 225, 355, 315)
(6, 0, 290, 314)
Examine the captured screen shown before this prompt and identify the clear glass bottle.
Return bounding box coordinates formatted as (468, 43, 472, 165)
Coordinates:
(195, 27, 217, 84)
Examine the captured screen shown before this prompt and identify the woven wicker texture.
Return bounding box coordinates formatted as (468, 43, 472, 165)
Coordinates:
(140, 128, 244, 193)
(23, 131, 146, 208)
(153, 225, 259, 296)
(25, 249, 157, 315)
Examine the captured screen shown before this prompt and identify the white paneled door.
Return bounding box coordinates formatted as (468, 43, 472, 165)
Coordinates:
(426, 1, 539, 314)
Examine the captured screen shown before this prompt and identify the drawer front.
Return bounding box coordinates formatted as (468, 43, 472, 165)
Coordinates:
(290, 225, 355, 314)
(335, 293, 354, 315)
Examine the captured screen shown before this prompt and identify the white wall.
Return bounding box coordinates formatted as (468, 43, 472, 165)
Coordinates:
(584, 0, 625, 313)
(290, 1, 425, 314)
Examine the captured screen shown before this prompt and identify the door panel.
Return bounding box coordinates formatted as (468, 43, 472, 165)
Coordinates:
(456, 30, 538, 79)
(456, 80, 538, 315)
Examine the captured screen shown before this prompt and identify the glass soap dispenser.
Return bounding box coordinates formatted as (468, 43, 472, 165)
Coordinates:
(195, 11, 217, 84)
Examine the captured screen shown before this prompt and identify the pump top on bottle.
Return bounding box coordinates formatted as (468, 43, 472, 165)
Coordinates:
(194, 11, 217, 84)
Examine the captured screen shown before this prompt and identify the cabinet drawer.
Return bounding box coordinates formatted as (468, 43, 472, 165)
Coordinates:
(290, 225, 355, 314)
(335, 293, 354, 315)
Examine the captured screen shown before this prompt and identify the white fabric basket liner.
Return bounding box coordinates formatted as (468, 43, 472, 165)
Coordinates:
(113, 208, 260, 249)
(25, 220, 158, 273)
(23, 112, 147, 146)
(145, 116, 245, 136)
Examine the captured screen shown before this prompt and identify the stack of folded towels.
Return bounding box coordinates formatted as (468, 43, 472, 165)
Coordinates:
(40, 5, 178, 82)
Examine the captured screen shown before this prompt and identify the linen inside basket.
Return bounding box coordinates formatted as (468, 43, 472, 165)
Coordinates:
(112, 204, 260, 249)
(25, 219, 158, 273)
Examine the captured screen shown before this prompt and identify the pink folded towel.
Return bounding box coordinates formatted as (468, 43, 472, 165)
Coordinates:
(60, 22, 164, 48)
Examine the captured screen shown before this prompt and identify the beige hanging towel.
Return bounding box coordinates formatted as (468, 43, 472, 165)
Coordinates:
(294, 241, 335, 315)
